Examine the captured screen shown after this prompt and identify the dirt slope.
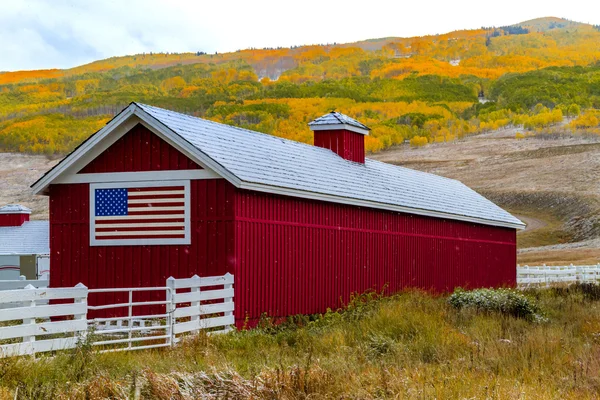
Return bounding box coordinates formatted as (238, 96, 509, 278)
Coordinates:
(0, 153, 58, 220)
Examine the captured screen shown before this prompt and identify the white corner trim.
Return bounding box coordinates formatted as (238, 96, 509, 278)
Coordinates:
(56, 169, 221, 184)
(309, 124, 370, 136)
(237, 181, 525, 230)
(89, 180, 191, 247)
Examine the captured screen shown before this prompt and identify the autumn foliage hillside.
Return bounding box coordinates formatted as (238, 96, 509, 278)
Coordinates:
(2, 17, 600, 155)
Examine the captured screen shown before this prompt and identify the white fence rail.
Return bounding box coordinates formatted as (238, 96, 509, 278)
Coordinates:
(0, 283, 87, 358)
(0, 273, 234, 358)
(0, 276, 48, 291)
(517, 264, 600, 287)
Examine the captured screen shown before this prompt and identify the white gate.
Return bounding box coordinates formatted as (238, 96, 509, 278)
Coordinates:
(87, 286, 174, 352)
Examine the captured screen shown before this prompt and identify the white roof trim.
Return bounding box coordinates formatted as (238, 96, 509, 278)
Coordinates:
(0, 205, 31, 215)
(56, 169, 221, 184)
(310, 123, 370, 135)
(31, 104, 228, 195)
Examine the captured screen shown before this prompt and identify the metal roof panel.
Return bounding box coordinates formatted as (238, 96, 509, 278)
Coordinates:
(137, 103, 524, 228)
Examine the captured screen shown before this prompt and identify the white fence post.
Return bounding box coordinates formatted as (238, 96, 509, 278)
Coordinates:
(22, 284, 36, 351)
(166, 277, 175, 347)
(223, 273, 234, 333)
(189, 275, 201, 335)
(74, 283, 88, 343)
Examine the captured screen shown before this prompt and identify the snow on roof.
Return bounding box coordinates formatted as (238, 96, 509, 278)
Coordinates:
(135, 103, 524, 229)
(308, 111, 370, 132)
(0, 204, 31, 214)
(0, 221, 49, 255)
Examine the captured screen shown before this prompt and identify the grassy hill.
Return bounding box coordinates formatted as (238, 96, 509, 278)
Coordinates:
(1, 17, 600, 156)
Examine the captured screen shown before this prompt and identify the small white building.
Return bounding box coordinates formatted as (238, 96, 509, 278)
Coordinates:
(0, 205, 49, 280)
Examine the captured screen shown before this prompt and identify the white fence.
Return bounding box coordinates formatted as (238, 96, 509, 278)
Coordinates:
(0, 273, 234, 358)
(0, 283, 87, 357)
(517, 264, 600, 287)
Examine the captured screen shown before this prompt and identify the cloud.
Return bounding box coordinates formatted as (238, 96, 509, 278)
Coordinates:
(0, 0, 599, 71)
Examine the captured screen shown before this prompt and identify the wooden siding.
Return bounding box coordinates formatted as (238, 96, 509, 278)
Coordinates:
(313, 129, 365, 163)
(0, 214, 29, 227)
(49, 179, 235, 317)
(80, 123, 200, 173)
(233, 189, 516, 326)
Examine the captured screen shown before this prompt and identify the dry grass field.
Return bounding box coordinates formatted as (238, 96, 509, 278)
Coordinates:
(2, 288, 600, 399)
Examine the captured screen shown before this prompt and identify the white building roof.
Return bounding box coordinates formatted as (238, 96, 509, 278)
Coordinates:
(0, 221, 49, 255)
(0, 205, 31, 214)
(32, 103, 525, 229)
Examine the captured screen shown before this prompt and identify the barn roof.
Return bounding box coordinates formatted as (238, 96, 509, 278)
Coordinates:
(0, 221, 49, 255)
(32, 103, 525, 229)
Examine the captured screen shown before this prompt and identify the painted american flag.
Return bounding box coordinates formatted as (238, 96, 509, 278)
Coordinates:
(93, 185, 187, 242)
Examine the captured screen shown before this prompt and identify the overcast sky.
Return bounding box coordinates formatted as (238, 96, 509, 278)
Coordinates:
(1, 0, 599, 72)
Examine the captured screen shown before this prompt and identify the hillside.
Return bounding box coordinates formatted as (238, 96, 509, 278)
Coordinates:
(2, 17, 600, 157)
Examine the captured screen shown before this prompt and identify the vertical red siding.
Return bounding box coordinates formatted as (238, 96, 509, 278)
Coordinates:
(80, 124, 200, 173)
(313, 129, 365, 163)
(233, 189, 516, 327)
(0, 213, 29, 227)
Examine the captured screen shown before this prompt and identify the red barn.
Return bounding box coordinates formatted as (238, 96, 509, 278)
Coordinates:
(32, 103, 524, 326)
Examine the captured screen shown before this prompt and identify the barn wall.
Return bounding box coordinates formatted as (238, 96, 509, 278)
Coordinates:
(233, 189, 516, 325)
(313, 129, 365, 163)
(49, 179, 235, 315)
(0, 213, 29, 227)
(80, 123, 200, 173)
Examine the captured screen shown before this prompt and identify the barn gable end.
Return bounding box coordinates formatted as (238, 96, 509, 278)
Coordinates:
(80, 123, 201, 174)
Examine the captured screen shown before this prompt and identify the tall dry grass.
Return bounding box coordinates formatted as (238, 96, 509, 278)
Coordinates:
(2, 287, 600, 399)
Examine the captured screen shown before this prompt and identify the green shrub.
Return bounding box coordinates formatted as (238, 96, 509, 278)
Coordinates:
(448, 288, 544, 321)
